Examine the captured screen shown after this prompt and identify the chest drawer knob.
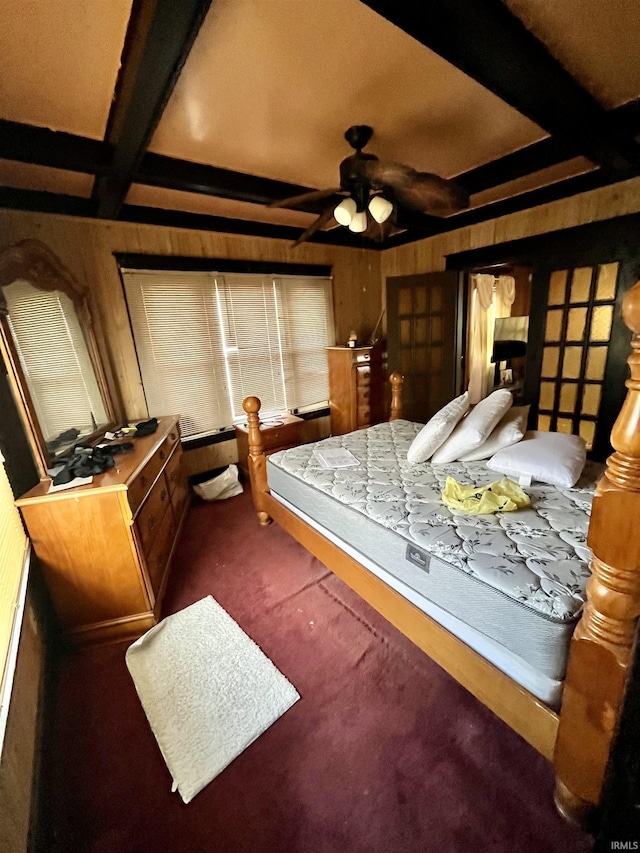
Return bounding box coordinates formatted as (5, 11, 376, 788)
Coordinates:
(161, 487, 168, 502)
(159, 449, 166, 462)
(147, 515, 157, 532)
(140, 475, 148, 489)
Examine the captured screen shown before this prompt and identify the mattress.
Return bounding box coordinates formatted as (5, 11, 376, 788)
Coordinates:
(266, 420, 602, 683)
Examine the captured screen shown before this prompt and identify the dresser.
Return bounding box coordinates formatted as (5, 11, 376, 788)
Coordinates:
(16, 416, 189, 646)
(235, 413, 304, 479)
(326, 344, 384, 436)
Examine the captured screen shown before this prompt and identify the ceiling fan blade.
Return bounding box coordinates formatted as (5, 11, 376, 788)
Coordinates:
(361, 160, 469, 217)
(359, 159, 416, 188)
(393, 172, 470, 216)
(360, 213, 392, 243)
(291, 206, 336, 248)
(269, 187, 343, 209)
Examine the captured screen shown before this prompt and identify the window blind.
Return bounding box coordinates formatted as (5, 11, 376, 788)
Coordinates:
(122, 269, 334, 437)
(0, 450, 28, 704)
(123, 271, 232, 437)
(4, 280, 107, 442)
(275, 276, 334, 412)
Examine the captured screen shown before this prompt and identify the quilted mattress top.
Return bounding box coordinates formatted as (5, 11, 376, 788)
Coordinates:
(268, 419, 603, 621)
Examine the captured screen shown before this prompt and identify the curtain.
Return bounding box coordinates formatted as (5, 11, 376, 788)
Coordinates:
(468, 274, 496, 404)
(495, 275, 516, 319)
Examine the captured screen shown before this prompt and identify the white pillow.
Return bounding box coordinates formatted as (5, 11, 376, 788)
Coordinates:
(406, 392, 470, 463)
(431, 389, 513, 464)
(457, 405, 530, 462)
(487, 430, 587, 488)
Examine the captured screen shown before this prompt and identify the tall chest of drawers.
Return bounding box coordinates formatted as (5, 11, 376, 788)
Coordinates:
(16, 416, 189, 646)
(326, 344, 384, 436)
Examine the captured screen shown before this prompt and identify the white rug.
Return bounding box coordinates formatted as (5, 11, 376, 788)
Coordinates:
(125, 595, 300, 803)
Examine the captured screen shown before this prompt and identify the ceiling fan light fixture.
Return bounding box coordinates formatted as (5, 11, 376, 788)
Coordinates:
(334, 197, 357, 226)
(348, 211, 368, 233)
(368, 195, 393, 224)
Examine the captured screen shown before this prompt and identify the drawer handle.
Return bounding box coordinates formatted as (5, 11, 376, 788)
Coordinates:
(160, 488, 168, 502)
(140, 475, 147, 489)
(159, 449, 166, 461)
(171, 470, 178, 482)
(147, 515, 157, 532)
(169, 432, 177, 442)
(362, 389, 370, 399)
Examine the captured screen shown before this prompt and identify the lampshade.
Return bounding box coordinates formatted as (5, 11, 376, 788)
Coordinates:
(368, 195, 393, 224)
(334, 197, 357, 226)
(348, 211, 367, 233)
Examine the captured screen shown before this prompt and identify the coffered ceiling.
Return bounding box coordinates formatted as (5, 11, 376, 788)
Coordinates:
(1, 0, 639, 249)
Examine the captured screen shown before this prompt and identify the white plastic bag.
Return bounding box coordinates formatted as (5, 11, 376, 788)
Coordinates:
(192, 464, 243, 501)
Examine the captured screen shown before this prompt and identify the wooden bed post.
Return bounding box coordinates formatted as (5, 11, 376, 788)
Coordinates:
(389, 372, 404, 421)
(554, 281, 640, 827)
(242, 396, 272, 526)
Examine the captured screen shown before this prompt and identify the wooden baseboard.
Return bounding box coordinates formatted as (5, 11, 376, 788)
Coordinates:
(68, 611, 156, 647)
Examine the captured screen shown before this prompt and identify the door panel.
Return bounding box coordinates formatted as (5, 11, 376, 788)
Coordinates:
(387, 271, 461, 423)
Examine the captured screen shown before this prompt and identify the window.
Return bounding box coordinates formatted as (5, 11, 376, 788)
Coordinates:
(121, 269, 335, 438)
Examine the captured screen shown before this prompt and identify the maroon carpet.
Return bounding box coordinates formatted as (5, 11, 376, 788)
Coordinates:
(42, 489, 593, 853)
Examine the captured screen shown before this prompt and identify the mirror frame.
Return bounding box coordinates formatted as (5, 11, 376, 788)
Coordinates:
(0, 239, 117, 475)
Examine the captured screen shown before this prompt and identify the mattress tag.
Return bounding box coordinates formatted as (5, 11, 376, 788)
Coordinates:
(519, 474, 533, 487)
(406, 544, 430, 572)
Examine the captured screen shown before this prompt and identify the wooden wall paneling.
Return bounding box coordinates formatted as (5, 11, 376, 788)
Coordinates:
(3, 174, 640, 449)
(381, 177, 640, 283)
(0, 210, 382, 426)
(183, 439, 239, 479)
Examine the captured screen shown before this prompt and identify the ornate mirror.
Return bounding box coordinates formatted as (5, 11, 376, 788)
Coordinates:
(0, 239, 116, 473)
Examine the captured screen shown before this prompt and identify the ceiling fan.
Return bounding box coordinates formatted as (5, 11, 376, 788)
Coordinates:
(269, 125, 470, 247)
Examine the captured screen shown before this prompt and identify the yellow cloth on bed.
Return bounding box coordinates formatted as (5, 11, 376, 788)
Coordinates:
(441, 475, 530, 514)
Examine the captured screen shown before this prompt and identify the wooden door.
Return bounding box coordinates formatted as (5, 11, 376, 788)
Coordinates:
(386, 272, 462, 423)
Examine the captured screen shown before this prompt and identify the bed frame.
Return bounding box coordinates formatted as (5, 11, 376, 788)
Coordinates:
(241, 281, 640, 828)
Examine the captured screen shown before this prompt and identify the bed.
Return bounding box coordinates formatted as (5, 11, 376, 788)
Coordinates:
(241, 281, 640, 828)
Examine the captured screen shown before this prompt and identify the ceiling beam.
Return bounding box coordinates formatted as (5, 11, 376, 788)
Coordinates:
(360, 0, 640, 177)
(454, 137, 576, 197)
(3, 97, 640, 214)
(135, 152, 334, 213)
(0, 187, 97, 217)
(0, 120, 109, 175)
(93, 0, 213, 219)
(118, 204, 368, 247)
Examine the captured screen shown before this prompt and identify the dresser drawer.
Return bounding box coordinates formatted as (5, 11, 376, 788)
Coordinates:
(128, 452, 163, 514)
(171, 473, 190, 523)
(164, 446, 184, 496)
(136, 472, 171, 556)
(145, 502, 177, 595)
(355, 365, 371, 386)
(261, 420, 301, 451)
(356, 384, 371, 406)
(165, 424, 180, 452)
(356, 405, 371, 428)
